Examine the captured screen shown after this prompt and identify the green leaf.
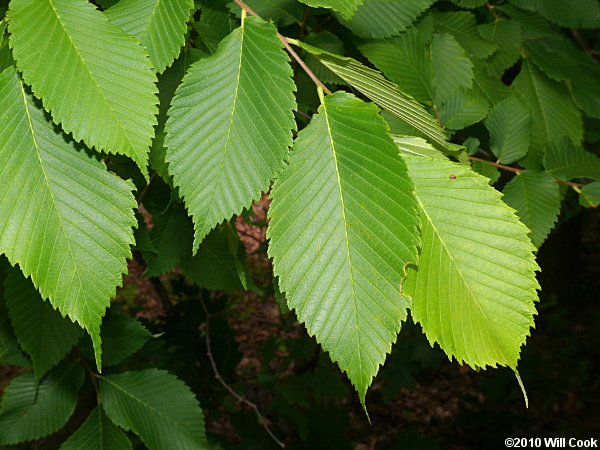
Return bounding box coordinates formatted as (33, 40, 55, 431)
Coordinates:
(195, 0, 236, 54)
(298, 40, 449, 150)
(228, 0, 304, 27)
(0, 362, 84, 445)
(431, 33, 473, 103)
(7, 0, 158, 175)
(5, 268, 83, 381)
(268, 92, 420, 405)
(400, 154, 539, 369)
(485, 95, 530, 164)
(296, 0, 362, 19)
(525, 37, 600, 119)
(393, 135, 446, 160)
(432, 11, 498, 58)
(451, 0, 486, 8)
(513, 62, 583, 170)
(544, 139, 600, 181)
(61, 407, 131, 450)
(472, 61, 511, 106)
(439, 87, 490, 130)
(0, 66, 137, 369)
(0, 297, 31, 368)
(146, 206, 193, 276)
(497, 4, 561, 40)
(181, 224, 248, 290)
(165, 16, 296, 252)
(338, 0, 434, 39)
(502, 171, 561, 248)
(579, 182, 600, 207)
(304, 31, 346, 85)
(357, 21, 434, 103)
(101, 314, 152, 366)
(471, 160, 500, 185)
(105, 0, 194, 74)
(100, 369, 206, 449)
(508, 0, 600, 28)
(478, 20, 522, 77)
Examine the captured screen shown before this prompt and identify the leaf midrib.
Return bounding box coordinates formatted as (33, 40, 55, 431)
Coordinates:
(17, 79, 90, 320)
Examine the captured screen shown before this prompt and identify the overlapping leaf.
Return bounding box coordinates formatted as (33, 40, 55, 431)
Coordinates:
(485, 95, 530, 164)
(0, 66, 137, 368)
(478, 20, 522, 77)
(431, 33, 473, 103)
(513, 61, 583, 170)
(227, 0, 304, 27)
(438, 87, 489, 129)
(298, 40, 449, 149)
(165, 16, 296, 252)
(509, 0, 600, 28)
(100, 369, 206, 449)
(61, 407, 131, 450)
(400, 154, 539, 369)
(0, 362, 84, 445)
(432, 11, 497, 58)
(4, 268, 83, 381)
(338, 0, 434, 39)
(544, 139, 600, 181)
(502, 171, 561, 248)
(7, 0, 158, 174)
(105, 0, 195, 73)
(297, 0, 362, 18)
(268, 92, 420, 404)
(358, 22, 434, 103)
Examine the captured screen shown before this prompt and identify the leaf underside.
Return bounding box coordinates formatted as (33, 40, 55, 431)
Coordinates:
(268, 92, 420, 405)
(400, 153, 539, 369)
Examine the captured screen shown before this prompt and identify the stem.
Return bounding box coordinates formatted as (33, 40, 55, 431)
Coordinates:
(232, 0, 332, 95)
(200, 298, 285, 448)
(468, 156, 586, 188)
(136, 171, 157, 206)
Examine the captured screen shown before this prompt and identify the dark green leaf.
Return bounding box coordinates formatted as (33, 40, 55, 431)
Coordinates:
(61, 407, 131, 450)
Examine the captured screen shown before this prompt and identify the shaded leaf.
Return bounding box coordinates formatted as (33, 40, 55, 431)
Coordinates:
(100, 369, 206, 449)
(101, 314, 152, 366)
(478, 20, 522, 77)
(439, 87, 490, 129)
(338, 0, 434, 39)
(0, 362, 84, 445)
(5, 268, 83, 381)
(502, 171, 561, 248)
(485, 95, 530, 164)
(431, 33, 473, 103)
(579, 182, 600, 207)
(61, 407, 131, 450)
(508, 0, 600, 28)
(358, 30, 434, 103)
(228, 0, 304, 27)
(544, 139, 600, 181)
(432, 11, 497, 58)
(296, 0, 362, 19)
(513, 61, 583, 170)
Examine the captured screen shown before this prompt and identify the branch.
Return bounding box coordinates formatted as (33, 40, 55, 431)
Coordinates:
(232, 0, 332, 95)
(199, 298, 286, 448)
(468, 155, 586, 188)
